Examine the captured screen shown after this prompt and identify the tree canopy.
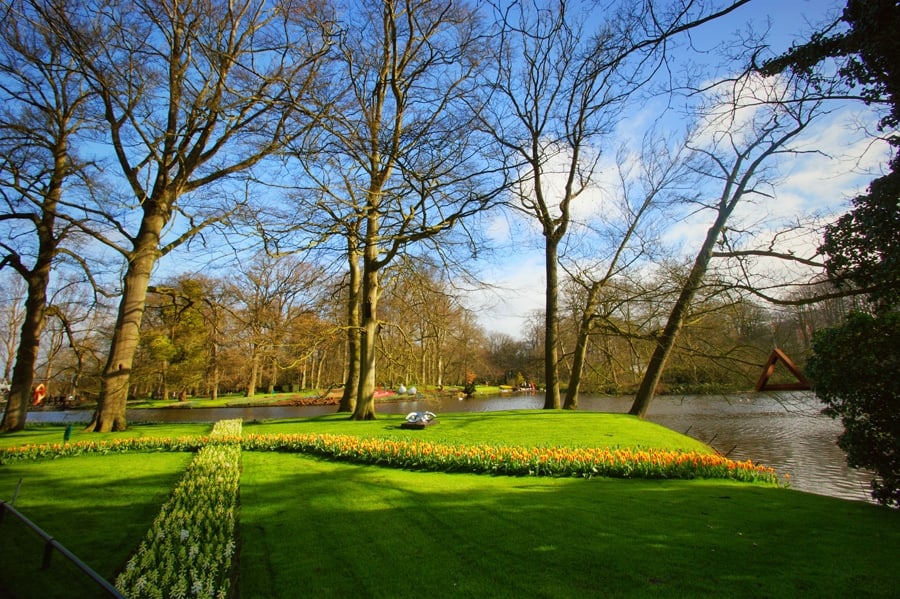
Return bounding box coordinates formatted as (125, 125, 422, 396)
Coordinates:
(764, 0, 900, 506)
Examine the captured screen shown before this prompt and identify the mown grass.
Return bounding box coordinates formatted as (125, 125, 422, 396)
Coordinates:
(0, 452, 193, 598)
(238, 452, 898, 598)
(1, 411, 898, 598)
(242, 410, 714, 454)
(0, 422, 214, 449)
(127, 394, 299, 409)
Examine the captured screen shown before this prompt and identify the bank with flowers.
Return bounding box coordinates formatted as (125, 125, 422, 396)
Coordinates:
(0, 418, 780, 598)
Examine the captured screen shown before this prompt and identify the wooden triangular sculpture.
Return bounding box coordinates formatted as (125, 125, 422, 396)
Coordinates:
(755, 347, 811, 391)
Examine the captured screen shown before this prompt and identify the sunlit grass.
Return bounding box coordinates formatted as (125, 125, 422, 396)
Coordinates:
(127, 393, 305, 409)
(1, 411, 898, 598)
(0, 422, 213, 449)
(242, 410, 713, 453)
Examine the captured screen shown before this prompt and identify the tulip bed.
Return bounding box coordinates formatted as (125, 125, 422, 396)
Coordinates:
(1, 428, 778, 484)
(0, 436, 207, 463)
(240, 432, 779, 483)
(113, 419, 242, 599)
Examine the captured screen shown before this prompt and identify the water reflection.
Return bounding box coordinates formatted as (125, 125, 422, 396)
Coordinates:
(25, 391, 873, 503)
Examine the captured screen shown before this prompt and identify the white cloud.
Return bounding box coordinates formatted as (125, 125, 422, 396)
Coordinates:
(468, 250, 546, 336)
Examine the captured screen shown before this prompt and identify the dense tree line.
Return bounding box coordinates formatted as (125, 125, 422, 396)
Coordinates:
(0, 258, 855, 406)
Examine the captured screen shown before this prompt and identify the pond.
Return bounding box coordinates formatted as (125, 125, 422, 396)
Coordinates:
(25, 391, 874, 504)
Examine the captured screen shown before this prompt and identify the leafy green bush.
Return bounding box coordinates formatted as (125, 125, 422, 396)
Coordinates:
(808, 311, 900, 507)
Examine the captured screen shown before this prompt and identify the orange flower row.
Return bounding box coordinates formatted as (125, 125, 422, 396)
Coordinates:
(241, 433, 780, 484)
(1, 429, 781, 485)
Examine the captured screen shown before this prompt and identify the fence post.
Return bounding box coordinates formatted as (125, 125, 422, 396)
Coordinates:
(42, 538, 55, 569)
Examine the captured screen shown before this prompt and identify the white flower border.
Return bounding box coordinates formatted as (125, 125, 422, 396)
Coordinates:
(115, 419, 242, 599)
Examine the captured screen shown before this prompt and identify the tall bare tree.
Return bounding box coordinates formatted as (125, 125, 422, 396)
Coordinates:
(563, 132, 692, 408)
(629, 69, 827, 417)
(292, 0, 503, 420)
(45, 0, 335, 430)
(483, 0, 752, 409)
(0, 274, 26, 381)
(225, 253, 327, 398)
(0, 0, 98, 431)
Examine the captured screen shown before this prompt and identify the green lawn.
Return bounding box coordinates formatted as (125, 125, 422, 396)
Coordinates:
(0, 422, 215, 449)
(1, 411, 898, 598)
(238, 452, 897, 598)
(0, 452, 193, 598)
(242, 410, 714, 453)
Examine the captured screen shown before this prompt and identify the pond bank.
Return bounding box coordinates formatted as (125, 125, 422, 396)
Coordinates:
(22, 391, 873, 503)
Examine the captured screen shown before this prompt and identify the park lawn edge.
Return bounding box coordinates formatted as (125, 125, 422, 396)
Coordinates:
(1, 413, 779, 485)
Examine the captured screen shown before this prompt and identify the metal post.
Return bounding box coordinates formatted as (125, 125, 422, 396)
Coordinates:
(0, 501, 126, 598)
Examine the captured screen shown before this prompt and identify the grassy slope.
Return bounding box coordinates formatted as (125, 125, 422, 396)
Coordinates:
(242, 410, 714, 454)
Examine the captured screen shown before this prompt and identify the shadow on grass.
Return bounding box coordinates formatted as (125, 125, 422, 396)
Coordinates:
(0, 452, 193, 597)
(238, 453, 899, 599)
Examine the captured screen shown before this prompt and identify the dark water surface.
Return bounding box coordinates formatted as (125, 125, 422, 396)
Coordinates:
(26, 391, 873, 503)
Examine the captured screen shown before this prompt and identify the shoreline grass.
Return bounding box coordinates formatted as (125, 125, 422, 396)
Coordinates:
(1, 411, 898, 598)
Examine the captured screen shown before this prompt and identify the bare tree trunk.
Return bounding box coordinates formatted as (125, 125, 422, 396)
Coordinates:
(564, 285, 600, 410)
(246, 345, 259, 398)
(89, 216, 162, 431)
(544, 239, 561, 409)
(353, 256, 379, 420)
(1, 133, 69, 430)
(161, 360, 169, 401)
(0, 272, 49, 432)
(629, 203, 733, 418)
(209, 341, 219, 401)
(267, 358, 277, 394)
(338, 245, 361, 412)
(0, 281, 23, 379)
(315, 351, 326, 390)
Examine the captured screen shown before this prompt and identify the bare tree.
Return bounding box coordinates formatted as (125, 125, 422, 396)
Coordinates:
(225, 253, 327, 398)
(0, 274, 26, 382)
(376, 257, 475, 389)
(482, 0, 752, 409)
(44, 0, 335, 430)
(290, 0, 504, 420)
(562, 132, 692, 408)
(0, 0, 99, 431)
(629, 69, 828, 417)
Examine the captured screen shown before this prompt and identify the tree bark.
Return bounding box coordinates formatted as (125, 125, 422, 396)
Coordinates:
(338, 243, 361, 412)
(543, 238, 561, 409)
(352, 257, 379, 420)
(629, 207, 731, 418)
(88, 212, 165, 431)
(564, 283, 601, 410)
(0, 272, 49, 432)
(246, 345, 259, 398)
(1, 140, 67, 432)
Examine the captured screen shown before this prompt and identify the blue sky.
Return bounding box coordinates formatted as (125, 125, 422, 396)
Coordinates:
(145, 0, 884, 340)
